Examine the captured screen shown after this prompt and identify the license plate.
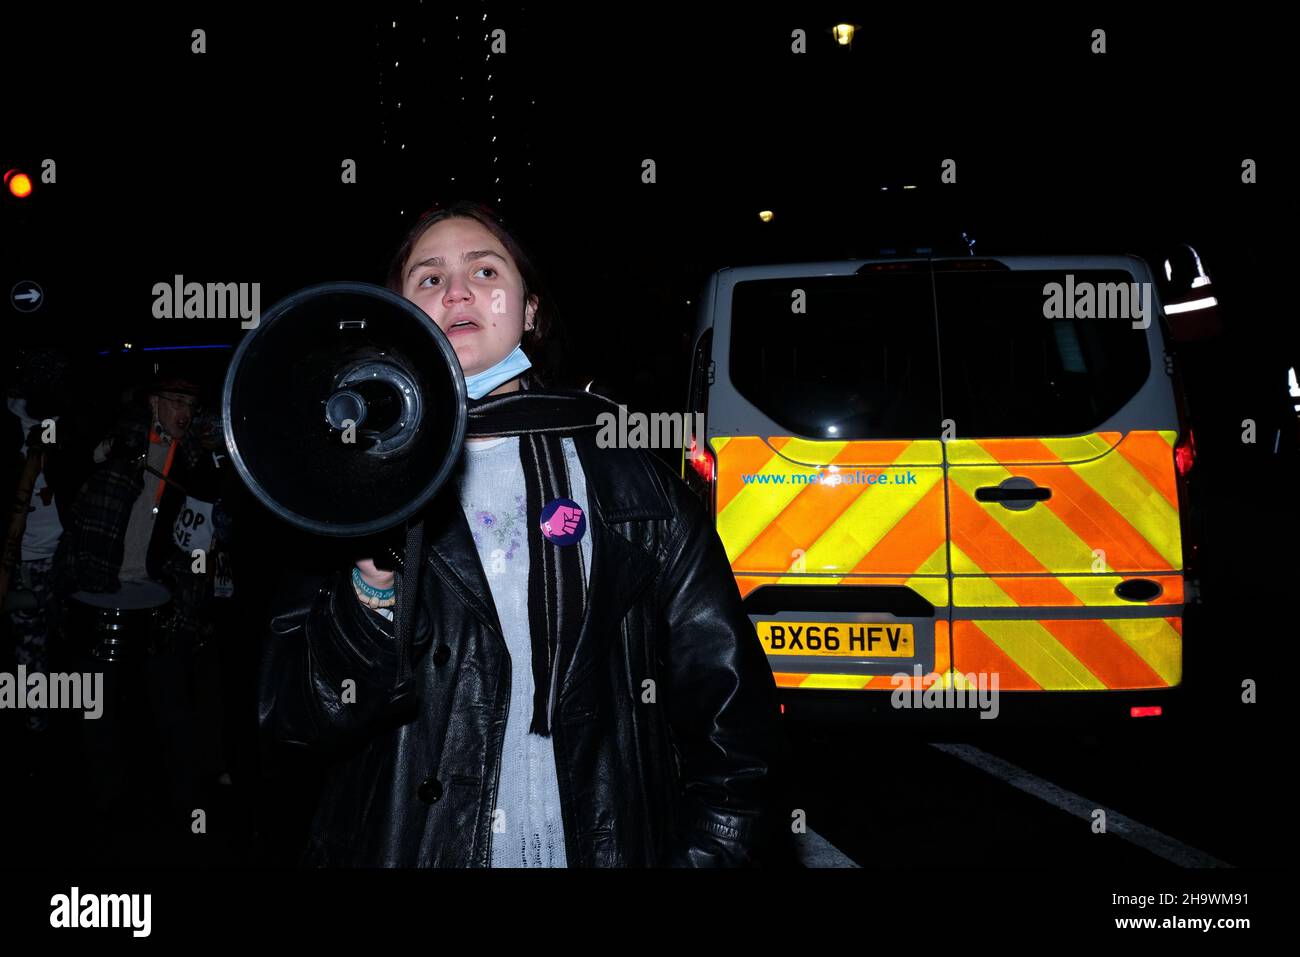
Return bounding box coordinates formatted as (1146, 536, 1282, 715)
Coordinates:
(754, 621, 915, 657)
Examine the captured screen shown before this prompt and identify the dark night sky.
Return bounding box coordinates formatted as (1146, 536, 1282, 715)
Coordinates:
(3, 8, 1289, 413)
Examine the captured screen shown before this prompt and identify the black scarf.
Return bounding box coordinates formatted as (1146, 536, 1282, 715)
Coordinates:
(397, 384, 617, 737)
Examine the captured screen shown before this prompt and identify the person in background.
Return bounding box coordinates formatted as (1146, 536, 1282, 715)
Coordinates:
(56, 373, 230, 839)
(2, 348, 91, 766)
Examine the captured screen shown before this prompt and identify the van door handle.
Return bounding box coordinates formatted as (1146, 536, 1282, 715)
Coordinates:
(975, 480, 1051, 511)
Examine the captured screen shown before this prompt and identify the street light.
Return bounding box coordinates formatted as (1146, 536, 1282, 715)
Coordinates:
(5, 169, 33, 198)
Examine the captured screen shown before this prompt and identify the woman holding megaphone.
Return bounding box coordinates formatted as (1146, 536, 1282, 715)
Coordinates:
(260, 200, 785, 868)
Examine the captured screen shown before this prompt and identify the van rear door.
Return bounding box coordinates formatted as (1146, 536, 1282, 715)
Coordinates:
(710, 263, 949, 689)
(934, 257, 1184, 691)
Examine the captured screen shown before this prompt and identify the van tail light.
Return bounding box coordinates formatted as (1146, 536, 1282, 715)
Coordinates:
(1164, 343, 1201, 574)
(1174, 428, 1199, 575)
(1168, 349, 1200, 580)
(1130, 705, 1163, 718)
(1174, 429, 1196, 477)
(684, 328, 715, 513)
(688, 435, 715, 482)
(685, 434, 716, 514)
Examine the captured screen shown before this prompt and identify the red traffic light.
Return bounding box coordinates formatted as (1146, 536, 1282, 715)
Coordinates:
(5, 169, 33, 198)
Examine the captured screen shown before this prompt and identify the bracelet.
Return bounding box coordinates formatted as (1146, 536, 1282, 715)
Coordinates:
(352, 566, 397, 609)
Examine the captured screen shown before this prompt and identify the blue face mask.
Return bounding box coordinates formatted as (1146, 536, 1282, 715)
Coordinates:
(463, 343, 532, 400)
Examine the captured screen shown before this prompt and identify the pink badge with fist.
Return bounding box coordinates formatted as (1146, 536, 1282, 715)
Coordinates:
(539, 498, 586, 546)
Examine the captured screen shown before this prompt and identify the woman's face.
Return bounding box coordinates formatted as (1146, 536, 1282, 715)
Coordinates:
(400, 217, 537, 379)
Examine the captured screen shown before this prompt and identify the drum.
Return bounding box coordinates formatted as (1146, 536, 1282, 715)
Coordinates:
(68, 580, 174, 662)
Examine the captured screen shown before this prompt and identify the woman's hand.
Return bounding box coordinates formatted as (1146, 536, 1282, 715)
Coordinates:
(355, 559, 395, 593)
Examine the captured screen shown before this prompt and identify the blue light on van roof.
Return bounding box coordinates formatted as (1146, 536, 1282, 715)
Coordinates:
(141, 344, 233, 352)
(97, 344, 234, 355)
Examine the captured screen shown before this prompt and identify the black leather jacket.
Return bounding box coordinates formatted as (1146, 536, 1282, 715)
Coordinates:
(259, 434, 787, 867)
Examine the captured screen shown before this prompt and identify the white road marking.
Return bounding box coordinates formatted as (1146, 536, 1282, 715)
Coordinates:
(795, 827, 861, 868)
(929, 742, 1231, 868)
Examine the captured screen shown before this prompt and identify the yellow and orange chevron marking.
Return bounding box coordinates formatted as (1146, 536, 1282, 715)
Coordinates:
(735, 575, 948, 607)
(720, 431, 1185, 693)
(952, 574, 1182, 607)
(951, 617, 1182, 690)
(946, 431, 1182, 577)
(714, 437, 946, 584)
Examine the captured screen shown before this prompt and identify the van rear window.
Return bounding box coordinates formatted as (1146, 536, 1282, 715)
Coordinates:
(728, 273, 942, 439)
(934, 270, 1151, 437)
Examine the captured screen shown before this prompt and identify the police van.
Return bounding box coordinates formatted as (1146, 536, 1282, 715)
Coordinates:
(681, 255, 1200, 722)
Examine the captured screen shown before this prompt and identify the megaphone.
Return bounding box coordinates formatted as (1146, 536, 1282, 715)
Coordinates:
(222, 282, 467, 538)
